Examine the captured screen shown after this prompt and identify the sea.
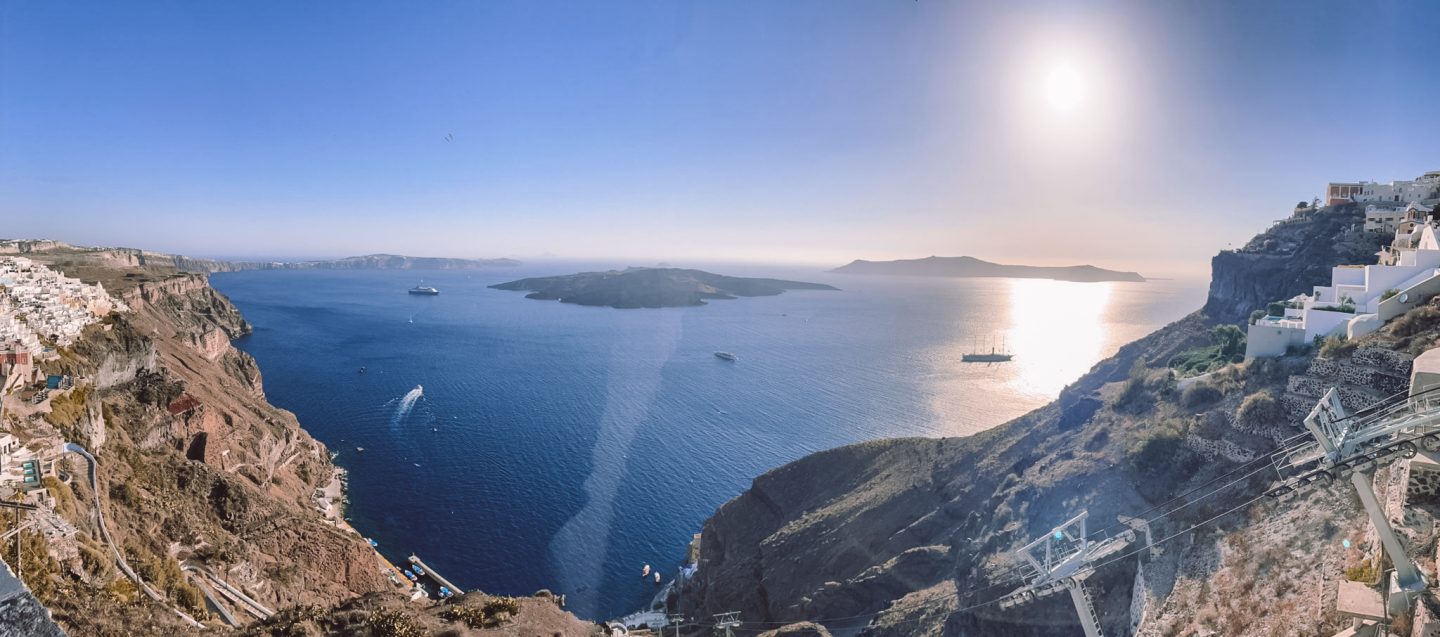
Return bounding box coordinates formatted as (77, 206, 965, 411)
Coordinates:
(209, 263, 1206, 620)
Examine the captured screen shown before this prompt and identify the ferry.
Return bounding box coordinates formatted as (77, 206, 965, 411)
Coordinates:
(408, 284, 440, 295)
(713, 351, 738, 362)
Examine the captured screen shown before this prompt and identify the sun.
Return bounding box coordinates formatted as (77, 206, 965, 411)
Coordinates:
(1041, 61, 1087, 114)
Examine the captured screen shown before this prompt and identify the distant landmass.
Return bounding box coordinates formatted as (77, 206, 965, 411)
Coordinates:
(0, 242, 520, 271)
(187, 253, 523, 272)
(831, 256, 1145, 282)
(490, 267, 839, 308)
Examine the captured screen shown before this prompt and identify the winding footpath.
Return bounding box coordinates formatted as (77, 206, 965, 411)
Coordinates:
(62, 442, 204, 629)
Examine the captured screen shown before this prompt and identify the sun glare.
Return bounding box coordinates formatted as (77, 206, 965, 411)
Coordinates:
(1042, 61, 1087, 114)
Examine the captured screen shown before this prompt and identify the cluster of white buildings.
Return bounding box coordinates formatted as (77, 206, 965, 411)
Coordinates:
(1248, 171, 1440, 358)
(1326, 171, 1440, 207)
(0, 257, 126, 360)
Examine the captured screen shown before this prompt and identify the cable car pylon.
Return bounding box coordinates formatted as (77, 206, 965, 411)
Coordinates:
(995, 511, 1152, 637)
(1267, 387, 1440, 612)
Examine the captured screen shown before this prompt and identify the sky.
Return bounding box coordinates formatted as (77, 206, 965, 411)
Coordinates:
(2, 1, 1438, 277)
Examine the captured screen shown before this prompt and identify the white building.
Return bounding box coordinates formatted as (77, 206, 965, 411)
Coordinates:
(0, 257, 127, 360)
(1366, 202, 1434, 235)
(1247, 222, 1440, 358)
(1326, 171, 1440, 206)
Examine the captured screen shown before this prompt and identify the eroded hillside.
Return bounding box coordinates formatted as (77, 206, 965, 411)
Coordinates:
(672, 204, 1422, 636)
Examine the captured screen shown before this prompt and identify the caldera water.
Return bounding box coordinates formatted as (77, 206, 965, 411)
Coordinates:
(211, 263, 1205, 619)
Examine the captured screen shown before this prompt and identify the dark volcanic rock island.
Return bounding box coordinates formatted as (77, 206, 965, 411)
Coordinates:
(490, 267, 839, 308)
(832, 255, 1145, 282)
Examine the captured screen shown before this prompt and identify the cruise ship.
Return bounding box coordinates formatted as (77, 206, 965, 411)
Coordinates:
(408, 284, 439, 295)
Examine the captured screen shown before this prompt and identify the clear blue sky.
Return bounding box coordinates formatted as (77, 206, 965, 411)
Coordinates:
(2, 1, 1437, 275)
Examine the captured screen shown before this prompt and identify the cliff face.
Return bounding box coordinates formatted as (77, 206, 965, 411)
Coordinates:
(673, 204, 1401, 636)
(1203, 203, 1384, 323)
(10, 256, 392, 633)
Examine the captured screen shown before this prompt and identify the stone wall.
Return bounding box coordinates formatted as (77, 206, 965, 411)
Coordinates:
(1184, 433, 1258, 463)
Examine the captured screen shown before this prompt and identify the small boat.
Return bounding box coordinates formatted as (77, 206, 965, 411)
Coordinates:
(654, 572, 661, 584)
(358, 366, 367, 374)
(414, 566, 425, 577)
(641, 564, 651, 577)
(356, 447, 365, 453)
(713, 352, 737, 362)
(408, 283, 440, 296)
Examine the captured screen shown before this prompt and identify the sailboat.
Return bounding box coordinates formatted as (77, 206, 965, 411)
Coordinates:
(962, 336, 1014, 363)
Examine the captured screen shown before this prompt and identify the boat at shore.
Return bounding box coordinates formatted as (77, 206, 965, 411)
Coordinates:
(714, 351, 737, 362)
(408, 283, 439, 295)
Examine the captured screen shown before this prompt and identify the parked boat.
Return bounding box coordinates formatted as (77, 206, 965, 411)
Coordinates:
(641, 564, 651, 577)
(713, 351, 737, 362)
(654, 572, 661, 584)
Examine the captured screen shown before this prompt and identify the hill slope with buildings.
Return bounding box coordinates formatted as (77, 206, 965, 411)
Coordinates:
(0, 247, 594, 635)
(671, 203, 1440, 636)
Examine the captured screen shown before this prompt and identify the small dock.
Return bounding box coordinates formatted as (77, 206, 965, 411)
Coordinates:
(409, 554, 464, 596)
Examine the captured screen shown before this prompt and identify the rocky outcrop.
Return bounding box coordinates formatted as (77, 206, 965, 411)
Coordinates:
(672, 204, 1397, 636)
(1203, 204, 1385, 323)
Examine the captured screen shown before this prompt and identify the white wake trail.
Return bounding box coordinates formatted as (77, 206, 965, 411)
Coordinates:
(391, 385, 424, 428)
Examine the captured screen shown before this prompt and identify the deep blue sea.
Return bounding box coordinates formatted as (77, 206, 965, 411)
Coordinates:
(210, 263, 1205, 619)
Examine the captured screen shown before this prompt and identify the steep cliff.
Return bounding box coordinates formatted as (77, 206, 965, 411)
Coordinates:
(1204, 203, 1384, 323)
(2, 248, 600, 635)
(4, 256, 390, 633)
(672, 204, 1406, 636)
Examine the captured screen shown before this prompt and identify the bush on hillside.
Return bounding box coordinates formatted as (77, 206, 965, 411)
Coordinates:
(1169, 325, 1247, 377)
(1236, 391, 1282, 427)
(1181, 382, 1223, 409)
(1317, 335, 1357, 359)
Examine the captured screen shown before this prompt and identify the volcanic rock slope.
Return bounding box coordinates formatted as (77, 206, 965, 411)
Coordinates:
(673, 204, 1421, 636)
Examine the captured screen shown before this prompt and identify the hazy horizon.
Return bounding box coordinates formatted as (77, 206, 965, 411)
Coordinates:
(4, 1, 1439, 279)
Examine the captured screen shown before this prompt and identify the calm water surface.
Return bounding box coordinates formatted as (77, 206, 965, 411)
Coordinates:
(211, 264, 1204, 619)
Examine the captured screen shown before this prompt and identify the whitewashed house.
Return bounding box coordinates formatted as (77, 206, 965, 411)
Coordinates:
(1247, 222, 1440, 358)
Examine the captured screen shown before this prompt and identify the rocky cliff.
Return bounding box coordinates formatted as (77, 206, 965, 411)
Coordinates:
(1203, 203, 1384, 323)
(671, 204, 1411, 636)
(2, 249, 594, 635)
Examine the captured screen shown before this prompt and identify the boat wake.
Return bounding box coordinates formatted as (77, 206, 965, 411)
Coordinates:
(390, 385, 424, 428)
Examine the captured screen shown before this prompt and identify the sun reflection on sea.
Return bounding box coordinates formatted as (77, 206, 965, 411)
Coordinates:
(1005, 278, 1112, 399)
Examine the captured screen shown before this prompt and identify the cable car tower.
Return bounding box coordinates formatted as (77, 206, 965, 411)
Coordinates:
(995, 512, 1154, 637)
(1268, 387, 1440, 607)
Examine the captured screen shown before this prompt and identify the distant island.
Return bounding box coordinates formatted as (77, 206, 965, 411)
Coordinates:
(490, 267, 839, 308)
(0, 242, 520, 272)
(185, 253, 522, 272)
(831, 256, 1145, 282)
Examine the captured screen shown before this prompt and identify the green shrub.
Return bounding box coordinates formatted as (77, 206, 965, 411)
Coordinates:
(366, 608, 425, 637)
(1181, 382, 1223, 409)
(1266, 302, 1287, 317)
(1318, 335, 1357, 359)
(1169, 325, 1247, 377)
(1236, 391, 1282, 427)
(1249, 309, 1267, 325)
(1381, 289, 1401, 302)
